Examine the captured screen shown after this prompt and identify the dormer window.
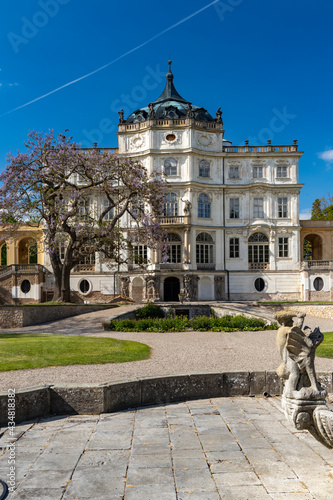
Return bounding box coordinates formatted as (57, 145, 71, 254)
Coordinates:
(165, 106, 179, 119)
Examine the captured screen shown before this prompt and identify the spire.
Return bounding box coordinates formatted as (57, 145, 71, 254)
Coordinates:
(153, 60, 188, 104)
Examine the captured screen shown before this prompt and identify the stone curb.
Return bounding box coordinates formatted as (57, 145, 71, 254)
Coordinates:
(1, 371, 332, 426)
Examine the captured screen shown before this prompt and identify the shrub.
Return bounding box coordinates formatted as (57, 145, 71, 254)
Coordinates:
(135, 302, 165, 319)
(103, 314, 278, 332)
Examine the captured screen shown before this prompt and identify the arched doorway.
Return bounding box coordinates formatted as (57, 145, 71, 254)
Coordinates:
(164, 277, 180, 302)
(303, 234, 323, 261)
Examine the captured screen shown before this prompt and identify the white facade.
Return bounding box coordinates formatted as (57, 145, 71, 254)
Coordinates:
(65, 62, 304, 302)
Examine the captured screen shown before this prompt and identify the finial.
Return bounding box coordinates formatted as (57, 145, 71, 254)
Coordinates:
(166, 60, 173, 81)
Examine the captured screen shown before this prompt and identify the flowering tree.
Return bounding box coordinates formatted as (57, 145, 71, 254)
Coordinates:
(0, 130, 166, 302)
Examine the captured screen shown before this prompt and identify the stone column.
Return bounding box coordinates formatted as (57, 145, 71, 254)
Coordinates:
(184, 229, 190, 263)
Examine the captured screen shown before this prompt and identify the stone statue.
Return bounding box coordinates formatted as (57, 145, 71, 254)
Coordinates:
(216, 107, 223, 123)
(118, 109, 124, 123)
(145, 276, 160, 302)
(183, 199, 192, 215)
(148, 103, 155, 119)
(275, 311, 333, 448)
(186, 102, 194, 118)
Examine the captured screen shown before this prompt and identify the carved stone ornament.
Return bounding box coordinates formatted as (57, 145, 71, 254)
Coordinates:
(214, 276, 225, 300)
(120, 277, 130, 298)
(183, 274, 199, 301)
(145, 275, 160, 302)
(275, 311, 333, 448)
(131, 134, 144, 149)
(197, 134, 213, 147)
(162, 132, 181, 146)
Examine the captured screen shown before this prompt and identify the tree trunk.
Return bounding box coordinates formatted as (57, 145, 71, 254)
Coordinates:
(60, 263, 72, 302)
(49, 250, 63, 302)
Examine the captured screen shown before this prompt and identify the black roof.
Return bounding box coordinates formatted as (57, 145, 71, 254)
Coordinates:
(124, 61, 215, 124)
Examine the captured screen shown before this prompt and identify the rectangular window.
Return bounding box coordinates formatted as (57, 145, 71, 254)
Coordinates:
(133, 245, 147, 264)
(253, 166, 263, 178)
(103, 199, 113, 220)
(230, 238, 239, 258)
(278, 197, 288, 218)
(277, 166, 288, 178)
(196, 244, 213, 264)
(253, 198, 264, 218)
(278, 237, 289, 257)
(229, 198, 240, 219)
(229, 166, 239, 179)
(79, 199, 90, 219)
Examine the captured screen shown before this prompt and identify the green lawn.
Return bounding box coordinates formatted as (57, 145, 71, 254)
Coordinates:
(0, 334, 150, 372)
(317, 332, 333, 359)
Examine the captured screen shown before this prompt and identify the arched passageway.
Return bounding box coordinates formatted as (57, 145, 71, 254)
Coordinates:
(164, 277, 180, 302)
(303, 234, 323, 260)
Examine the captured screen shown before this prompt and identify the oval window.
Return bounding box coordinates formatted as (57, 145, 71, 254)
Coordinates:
(21, 279, 31, 294)
(79, 279, 90, 294)
(254, 278, 265, 292)
(313, 277, 324, 291)
(166, 134, 176, 142)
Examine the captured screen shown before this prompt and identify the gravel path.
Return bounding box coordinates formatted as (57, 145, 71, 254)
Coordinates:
(0, 306, 333, 392)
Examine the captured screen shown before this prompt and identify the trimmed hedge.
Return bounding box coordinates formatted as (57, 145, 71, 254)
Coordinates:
(135, 303, 165, 319)
(104, 314, 278, 333)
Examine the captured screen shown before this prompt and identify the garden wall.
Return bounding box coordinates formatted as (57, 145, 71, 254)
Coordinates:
(0, 304, 116, 329)
(263, 303, 333, 320)
(0, 371, 332, 426)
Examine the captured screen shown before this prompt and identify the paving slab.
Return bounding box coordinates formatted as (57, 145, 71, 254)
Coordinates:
(1, 396, 333, 499)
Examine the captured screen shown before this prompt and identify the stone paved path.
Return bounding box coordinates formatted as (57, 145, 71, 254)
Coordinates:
(1, 396, 333, 499)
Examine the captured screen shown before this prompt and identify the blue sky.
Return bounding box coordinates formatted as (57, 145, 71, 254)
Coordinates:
(1, 0, 333, 218)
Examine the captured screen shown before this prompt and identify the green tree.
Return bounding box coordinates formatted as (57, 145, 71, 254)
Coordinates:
(311, 194, 333, 220)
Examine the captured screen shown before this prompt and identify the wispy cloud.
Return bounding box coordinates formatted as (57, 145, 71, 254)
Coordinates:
(299, 208, 312, 220)
(0, 0, 219, 118)
(318, 149, 333, 162)
(0, 82, 19, 88)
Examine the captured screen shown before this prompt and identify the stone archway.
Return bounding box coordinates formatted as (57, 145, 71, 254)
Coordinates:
(18, 238, 37, 264)
(303, 234, 323, 261)
(164, 277, 180, 302)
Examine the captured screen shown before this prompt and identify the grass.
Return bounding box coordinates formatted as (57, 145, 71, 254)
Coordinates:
(316, 332, 333, 359)
(0, 334, 150, 372)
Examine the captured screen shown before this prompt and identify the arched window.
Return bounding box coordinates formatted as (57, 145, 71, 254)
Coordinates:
(199, 160, 210, 178)
(0, 244, 7, 266)
(164, 158, 177, 176)
(164, 193, 178, 216)
(248, 232, 269, 269)
(196, 233, 214, 265)
(166, 233, 182, 263)
(198, 194, 211, 218)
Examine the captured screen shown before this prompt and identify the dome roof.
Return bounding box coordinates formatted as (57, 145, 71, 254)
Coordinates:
(124, 61, 216, 124)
